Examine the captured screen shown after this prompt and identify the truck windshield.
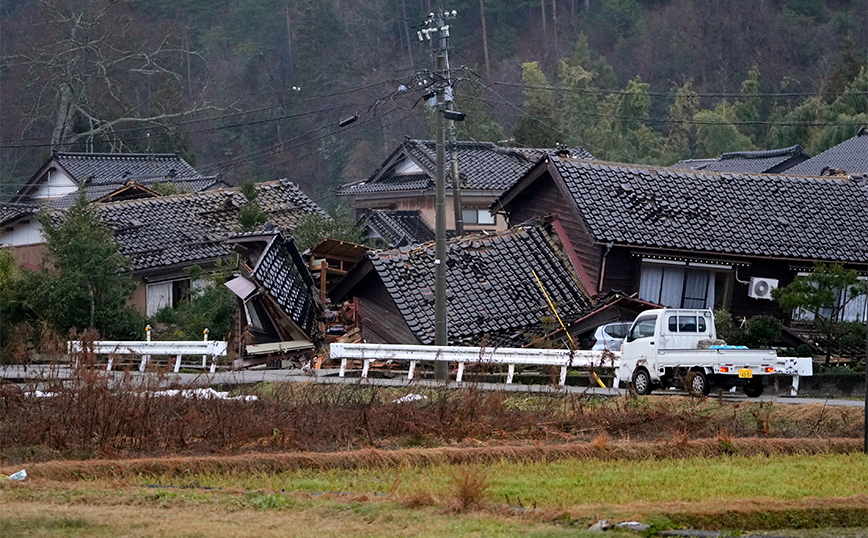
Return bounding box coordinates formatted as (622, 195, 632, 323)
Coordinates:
(630, 316, 657, 340)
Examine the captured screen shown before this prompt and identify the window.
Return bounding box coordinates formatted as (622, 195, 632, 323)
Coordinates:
(146, 278, 197, 317)
(639, 262, 731, 309)
(462, 208, 496, 226)
(667, 315, 708, 333)
(630, 315, 657, 340)
(604, 322, 630, 338)
(794, 282, 868, 323)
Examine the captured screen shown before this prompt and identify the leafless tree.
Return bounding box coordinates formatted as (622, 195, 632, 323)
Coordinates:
(6, 0, 213, 151)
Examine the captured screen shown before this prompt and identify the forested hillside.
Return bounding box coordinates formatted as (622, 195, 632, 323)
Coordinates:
(2, 0, 866, 209)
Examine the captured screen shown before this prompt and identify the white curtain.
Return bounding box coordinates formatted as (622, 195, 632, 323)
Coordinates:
(146, 282, 173, 317)
(682, 270, 709, 309)
(639, 265, 663, 304)
(842, 290, 868, 322)
(659, 267, 685, 308)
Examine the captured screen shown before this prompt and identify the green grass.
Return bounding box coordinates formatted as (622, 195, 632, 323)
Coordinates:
(133, 453, 868, 508)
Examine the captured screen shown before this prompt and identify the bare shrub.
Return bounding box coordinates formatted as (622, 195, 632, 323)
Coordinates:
(448, 466, 490, 512)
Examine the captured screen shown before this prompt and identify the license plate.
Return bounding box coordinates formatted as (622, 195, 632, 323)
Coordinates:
(738, 368, 753, 379)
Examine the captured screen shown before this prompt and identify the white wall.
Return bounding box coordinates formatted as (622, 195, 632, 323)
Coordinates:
(31, 168, 77, 200)
(0, 220, 43, 247)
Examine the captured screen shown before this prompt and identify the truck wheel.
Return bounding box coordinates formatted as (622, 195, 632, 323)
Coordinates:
(633, 368, 652, 395)
(743, 381, 764, 398)
(687, 370, 710, 396)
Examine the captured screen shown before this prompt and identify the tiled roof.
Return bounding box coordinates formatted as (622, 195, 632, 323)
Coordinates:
(353, 222, 592, 346)
(54, 152, 205, 185)
(92, 179, 327, 271)
(13, 151, 219, 205)
(671, 145, 808, 174)
(360, 209, 435, 247)
(0, 202, 38, 226)
(551, 158, 868, 262)
(336, 138, 593, 195)
(784, 128, 868, 176)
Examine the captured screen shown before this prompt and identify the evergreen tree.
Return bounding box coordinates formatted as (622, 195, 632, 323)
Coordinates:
(36, 192, 139, 338)
(513, 62, 562, 147)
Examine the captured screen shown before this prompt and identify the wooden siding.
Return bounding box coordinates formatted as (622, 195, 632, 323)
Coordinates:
(600, 247, 635, 294)
(505, 174, 603, 290)
(729, 260, 792, 319)
(356, 275, 420, 345)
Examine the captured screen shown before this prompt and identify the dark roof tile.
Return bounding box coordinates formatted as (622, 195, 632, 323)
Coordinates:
(337, 139, 593, 195)
(551, 158, 868, 262)
(785, 128, 868, 176)
(358, 222, 592, 346)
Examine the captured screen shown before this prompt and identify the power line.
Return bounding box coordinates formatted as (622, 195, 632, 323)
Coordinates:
(489, 80, 868, 99)
(0, 77, 407, 147)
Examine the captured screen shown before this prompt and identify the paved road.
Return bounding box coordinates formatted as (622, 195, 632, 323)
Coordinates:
(0, 364, 863, 406)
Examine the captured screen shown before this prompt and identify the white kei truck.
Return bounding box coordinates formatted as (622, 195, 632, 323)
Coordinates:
(617, 308, 812, 397)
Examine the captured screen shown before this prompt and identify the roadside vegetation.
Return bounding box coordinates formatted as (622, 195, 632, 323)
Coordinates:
(1, 362, 864, 464)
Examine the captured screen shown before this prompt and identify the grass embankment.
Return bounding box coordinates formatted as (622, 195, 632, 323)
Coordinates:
(3, 449, 868, 537)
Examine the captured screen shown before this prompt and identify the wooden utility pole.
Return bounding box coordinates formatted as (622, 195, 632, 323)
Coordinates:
(433, 8, 449, 380)
(448, 101, 464, 236)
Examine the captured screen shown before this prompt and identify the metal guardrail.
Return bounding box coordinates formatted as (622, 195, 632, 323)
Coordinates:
(329, 343, 618, 386)
(330, 344, 810, 394)
(67, 340, 229, 373)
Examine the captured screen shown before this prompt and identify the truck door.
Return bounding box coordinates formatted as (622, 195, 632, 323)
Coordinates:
(622, 314, 659, 376)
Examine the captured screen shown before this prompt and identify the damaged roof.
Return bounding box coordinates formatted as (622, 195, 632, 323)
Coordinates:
(784, 127, 868, 176)
(671, 145, 809, 174)
(332, 221, 593, 346)
(227, 232, 319, 338)
(336, 138, 593, 195)
(359, 209, 435, 247)
(516, 157, 868, 262)
(93, 179, 328, 272)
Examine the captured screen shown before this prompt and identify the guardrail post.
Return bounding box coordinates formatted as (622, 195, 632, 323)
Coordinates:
(407, 360, 416, 380)
(202, 328, 209, 368)
(506, 364, 515, 384)
(456, 362, 465, 382)
(361, 359, 371, 378)
(210, 353, 218, 374)
(339, 358, 347, 377)
(140, 325, 152, 372)
(174, 354, 182, 373)
(559, 365, 567, 386)
(792, 375, 800, 396)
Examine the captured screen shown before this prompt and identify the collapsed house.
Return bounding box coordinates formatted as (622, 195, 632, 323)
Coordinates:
(329, 219, 594, 347)
(225, 231, 323, 368)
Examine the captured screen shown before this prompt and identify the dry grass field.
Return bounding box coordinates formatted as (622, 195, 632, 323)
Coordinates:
(2, 369, 868, 537)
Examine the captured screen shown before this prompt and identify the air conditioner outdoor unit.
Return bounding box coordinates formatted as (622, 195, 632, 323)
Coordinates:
(748, 277, 779, 300)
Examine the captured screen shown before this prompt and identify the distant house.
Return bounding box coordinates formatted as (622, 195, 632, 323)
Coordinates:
(494, 155, 868, 323)
(357, 209, 434, 248)
(330, 220, 593, 347)
(336, 137, 593, 234)
(784, 127, 868, 176)
(2, 151, 227, 268)
(671, 145, 809, 174)
(9, 151, 226, 207)
(2, 179, 328, 317)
